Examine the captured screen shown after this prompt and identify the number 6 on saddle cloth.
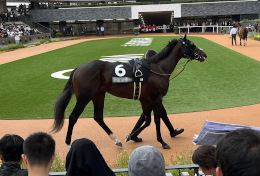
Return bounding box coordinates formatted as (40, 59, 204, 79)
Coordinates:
(112, 58, 150, 100)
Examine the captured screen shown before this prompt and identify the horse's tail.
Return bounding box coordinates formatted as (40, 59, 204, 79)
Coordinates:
(52, 68, 77, 133)
(243, 28, 248, 40)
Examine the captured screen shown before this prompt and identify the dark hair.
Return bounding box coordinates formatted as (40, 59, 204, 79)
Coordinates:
(145, 49, 157, 59)
(216, 128, 260, 176)
(0, 134, 24, 162)
(192, 145, 217, 170)
(23, 132, 55, 166)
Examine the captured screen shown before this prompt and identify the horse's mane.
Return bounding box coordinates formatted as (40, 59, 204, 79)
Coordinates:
(145, 39, 178, 64)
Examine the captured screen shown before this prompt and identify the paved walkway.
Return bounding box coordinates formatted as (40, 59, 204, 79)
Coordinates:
(0, 33, 259, 165)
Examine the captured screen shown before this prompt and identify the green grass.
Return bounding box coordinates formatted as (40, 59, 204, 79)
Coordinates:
(0, 36, 260, 119)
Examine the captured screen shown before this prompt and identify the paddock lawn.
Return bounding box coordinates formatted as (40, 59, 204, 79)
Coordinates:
(0, 36, 260, 119)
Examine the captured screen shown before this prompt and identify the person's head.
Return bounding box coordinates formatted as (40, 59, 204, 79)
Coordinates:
(192, 145, 217, 175)
(66, 138, 115, 176)
(216, 128, 260, 176)
(128, 145, 165, 176)
(0, 134, 24, 163)
(145, 49, 157, 59)
(22, 132, 55, 172)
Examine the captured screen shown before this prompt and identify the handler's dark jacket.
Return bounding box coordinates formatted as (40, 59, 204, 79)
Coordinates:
(0, 161, 28, 176)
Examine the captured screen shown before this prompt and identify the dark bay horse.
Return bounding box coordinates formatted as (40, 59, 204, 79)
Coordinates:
(235, 22, 248, 46)
(52, 34, 207, 149)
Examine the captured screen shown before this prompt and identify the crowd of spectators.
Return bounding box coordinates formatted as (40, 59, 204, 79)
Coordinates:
(1, 128, 260, 176)
(0, 4, 29, 23)
(0, 22, 40, 39)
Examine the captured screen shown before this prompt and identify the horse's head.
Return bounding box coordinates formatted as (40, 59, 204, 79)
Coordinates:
(179, 34, 207, 62)
(234, 22, 241, 28)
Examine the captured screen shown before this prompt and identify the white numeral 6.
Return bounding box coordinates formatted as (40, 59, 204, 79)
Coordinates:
(115, 64, 126, 77)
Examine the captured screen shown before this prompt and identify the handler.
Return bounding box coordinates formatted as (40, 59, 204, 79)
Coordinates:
(229, 25, 237, 46)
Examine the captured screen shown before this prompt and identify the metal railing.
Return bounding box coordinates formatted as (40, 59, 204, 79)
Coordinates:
(49, 164, 199, 176)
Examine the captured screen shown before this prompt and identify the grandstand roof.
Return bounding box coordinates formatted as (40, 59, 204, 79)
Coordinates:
(7, 0, 108, 2)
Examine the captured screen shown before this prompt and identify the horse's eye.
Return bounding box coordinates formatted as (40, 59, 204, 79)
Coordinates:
(190, 42, 194, 45)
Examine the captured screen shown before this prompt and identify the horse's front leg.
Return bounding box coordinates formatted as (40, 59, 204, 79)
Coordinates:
(127, 113, 145, 142)
(93, 93, 122, 147)
(153, 100, 170, 149)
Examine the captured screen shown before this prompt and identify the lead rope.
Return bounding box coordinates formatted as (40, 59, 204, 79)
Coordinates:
(150, 59, 191, 81)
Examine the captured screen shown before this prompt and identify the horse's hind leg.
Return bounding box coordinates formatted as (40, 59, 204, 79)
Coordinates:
(66, 99, 90, 145)
(92, 93, 122, 147)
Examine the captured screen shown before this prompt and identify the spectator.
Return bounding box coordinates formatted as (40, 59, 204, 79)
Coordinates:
(216, 128, 260, 176)
(141, 24, 144, 33)
(0, 134, 28, 176)
(163, 24, 167, 33)
(97, 26, 100, 36)
(101, 26, 104, 36)
(66, 138, 115, 176)
(128, 145, 165, 176)
(148, 24, 152, 32)
(15, 33, 20, 44)
(169, 23, 174, 32)
(192, 145, 217, 176)
(22, 132, 55, 176)
(152, 24, 156, 33)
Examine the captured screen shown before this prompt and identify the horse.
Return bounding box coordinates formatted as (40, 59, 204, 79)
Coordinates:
(235, 22, 248, 46)
(52, 34, 207, 149)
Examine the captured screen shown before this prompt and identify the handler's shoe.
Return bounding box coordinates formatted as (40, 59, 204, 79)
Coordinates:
(125, 135, 142, 142)
(131, 136, 142, 142)
(170, 128, 184, 138)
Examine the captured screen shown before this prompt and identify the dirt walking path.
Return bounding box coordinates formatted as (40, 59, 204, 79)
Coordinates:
(0, 33, 260, 165)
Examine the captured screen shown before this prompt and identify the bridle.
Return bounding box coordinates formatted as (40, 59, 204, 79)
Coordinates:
(150, 38, 198, 80)
(150, 59, 191, 81)
(178, 38, 197, 60)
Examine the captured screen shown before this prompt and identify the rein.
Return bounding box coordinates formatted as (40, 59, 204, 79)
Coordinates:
(150, 59, 191, 81)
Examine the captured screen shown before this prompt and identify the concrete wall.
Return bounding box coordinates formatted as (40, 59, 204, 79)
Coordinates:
(0, 33, 51, 45)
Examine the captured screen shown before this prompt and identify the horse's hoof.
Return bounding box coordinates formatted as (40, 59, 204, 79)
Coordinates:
(116, 141, 123, 147)
(125, 135, 131, 142)
(162, 144, 171, 149)
(131, 136, 142, 142)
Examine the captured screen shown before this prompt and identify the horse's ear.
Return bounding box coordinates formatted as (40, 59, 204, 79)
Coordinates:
(184, 32, 187, 41)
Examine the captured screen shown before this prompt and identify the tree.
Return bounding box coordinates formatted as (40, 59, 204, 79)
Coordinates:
(0, 0, 7, 13)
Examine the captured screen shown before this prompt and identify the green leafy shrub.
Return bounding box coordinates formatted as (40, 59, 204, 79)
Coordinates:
(34, 42, 41, 46)
(254, 34, 260, 41)
(56, 32, 62, 38)
(7, 44, 24, 50)
(39, 39, 46, 44)
(168, 148, 194, 175)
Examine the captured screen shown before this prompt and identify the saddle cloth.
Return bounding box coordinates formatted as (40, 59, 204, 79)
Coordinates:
(111, 58, 150, 83)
